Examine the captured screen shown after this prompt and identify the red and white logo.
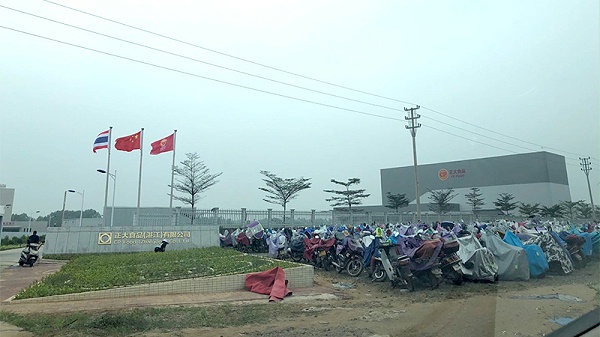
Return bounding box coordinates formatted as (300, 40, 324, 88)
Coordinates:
(438, 169, 449, 181)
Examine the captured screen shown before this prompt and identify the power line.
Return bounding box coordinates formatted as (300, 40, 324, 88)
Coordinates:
(0, 25, 402, 123)
(41, 0, 599, 163)
(0, 25, 592, 170)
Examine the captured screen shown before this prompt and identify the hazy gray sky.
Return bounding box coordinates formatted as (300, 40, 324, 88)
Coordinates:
(1, 1, 598, 216)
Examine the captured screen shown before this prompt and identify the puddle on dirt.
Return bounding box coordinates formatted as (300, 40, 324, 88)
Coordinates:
(509, 293, 585, 303)
(550, 316, 575, 326)
(332, 282, 354, 290)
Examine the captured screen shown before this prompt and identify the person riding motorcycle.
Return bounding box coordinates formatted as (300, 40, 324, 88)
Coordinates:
(27, 231, 40, 245)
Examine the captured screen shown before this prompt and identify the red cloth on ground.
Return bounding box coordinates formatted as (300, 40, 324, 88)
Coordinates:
(303, 237, 335, 261)
(245, 267, 292, 302)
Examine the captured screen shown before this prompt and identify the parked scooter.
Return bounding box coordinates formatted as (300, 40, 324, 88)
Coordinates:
(266, 229, 288, 259)
(371, 241, 414, 291)
(331, 234, 365, 277)
(19, 243, 42, 267)
(438, 237, 464, 285)
(396, 236, 444, 289)
(564, 234, 587, 269)
(303, 235, 336, 271)
(288, 231, 307, 262)
(154, 239, 169, 252)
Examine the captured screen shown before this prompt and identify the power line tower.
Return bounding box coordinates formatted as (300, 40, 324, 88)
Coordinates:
(579, 157, 596, 220)
(405, 105, 421, 222)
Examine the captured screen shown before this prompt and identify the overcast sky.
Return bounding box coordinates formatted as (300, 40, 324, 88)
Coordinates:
(1, 1, 598, 217)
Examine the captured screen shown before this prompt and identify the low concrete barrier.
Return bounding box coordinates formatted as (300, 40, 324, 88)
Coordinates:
(9, 264, 314, 303)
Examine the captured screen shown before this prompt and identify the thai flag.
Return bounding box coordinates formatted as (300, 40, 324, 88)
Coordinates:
(93, 130, 110, 153)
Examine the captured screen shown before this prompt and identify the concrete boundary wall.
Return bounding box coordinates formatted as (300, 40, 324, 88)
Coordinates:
(9, 265, 314, 303)
(44, 225, 219, 254)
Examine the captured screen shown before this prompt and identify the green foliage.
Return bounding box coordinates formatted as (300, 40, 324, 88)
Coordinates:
(493, 193, 518, 216)
(540, 204, 564, 218)
(518, 203, 541, 217)
(385, 192, 409, 212)
(464, 187, 485, 215)
(577, 203, 594, 219)
(0, 303, 285, 336)
(1, 234, 45, 246)
(15, 247, 297, 299)
(324, 178, 370, 212)
(428, 188, 458, 216)
(562, 200, 585, 221)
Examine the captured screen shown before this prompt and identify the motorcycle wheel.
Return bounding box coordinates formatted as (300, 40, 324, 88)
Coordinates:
(346, 259, 364, 277)
(290, 251, 303, 263)
(18, 261, 24, 267)
(372, 264, 386, 282)
(428, 272, 442, 290)
(322, 256, 331, 271)
(29, 260, 35, 267)
(451, 270, 464, 286)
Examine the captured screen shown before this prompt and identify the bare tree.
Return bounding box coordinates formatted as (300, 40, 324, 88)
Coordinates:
(258, 171, 311, 224)
(324, 178, 370, 223)
(172, 152, 222, 224)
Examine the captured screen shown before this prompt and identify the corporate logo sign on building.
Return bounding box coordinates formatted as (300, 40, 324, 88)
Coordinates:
(438, 168, 466, 181)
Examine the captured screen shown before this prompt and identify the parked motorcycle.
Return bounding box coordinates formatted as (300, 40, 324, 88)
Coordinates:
(288, 232, 307, 262)
(154, 239, 169, 252)
(438, 237, 464, 285)
(396, 236, 444, 289)
(19, 243, 42, 267)
(564, 234, 587, 269)
(303, 236, 336, 271)
(266, 229, 288, 259)
(331, 235, 365, 277)
(371, 241, 414, 291)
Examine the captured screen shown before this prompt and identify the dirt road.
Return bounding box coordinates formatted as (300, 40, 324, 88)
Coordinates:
(1, 260, 598, 337)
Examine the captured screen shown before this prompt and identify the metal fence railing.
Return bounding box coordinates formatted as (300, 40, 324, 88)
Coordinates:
(132, 208, 596, 228)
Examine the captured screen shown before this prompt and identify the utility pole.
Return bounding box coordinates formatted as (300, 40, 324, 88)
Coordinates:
(405, 105, 422, 222)
(580, 157, 596, 220)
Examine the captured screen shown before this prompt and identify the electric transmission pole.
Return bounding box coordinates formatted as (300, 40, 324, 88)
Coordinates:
(580, 157, 596, 219)
(405, 105, 421, 222)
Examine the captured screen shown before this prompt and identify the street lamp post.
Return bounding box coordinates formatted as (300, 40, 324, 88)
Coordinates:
(97, 169, 117, 227)
(68, 189, 85, 227)
(61, 190, 67, 227)
(27, 210, 40, 233)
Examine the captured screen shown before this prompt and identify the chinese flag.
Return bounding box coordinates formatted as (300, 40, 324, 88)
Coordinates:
(114, 131, 141, 152)
(150, 133, 175, 155)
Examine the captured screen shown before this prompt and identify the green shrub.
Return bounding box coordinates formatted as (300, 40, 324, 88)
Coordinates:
(16, 247, 298, 299)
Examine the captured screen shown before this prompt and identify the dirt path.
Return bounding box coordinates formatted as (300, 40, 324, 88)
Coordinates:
(1, 259, 598, 337)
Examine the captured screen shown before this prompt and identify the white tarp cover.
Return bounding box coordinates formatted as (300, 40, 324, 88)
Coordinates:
(481, 232, 530, 281)
(456, 234, 499, 282)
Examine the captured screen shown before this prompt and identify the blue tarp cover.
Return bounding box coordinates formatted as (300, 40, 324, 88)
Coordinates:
(503, 230, 549, 277)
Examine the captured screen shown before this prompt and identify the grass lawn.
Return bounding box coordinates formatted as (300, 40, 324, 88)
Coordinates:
(0, 244, 23, 251)
(15, 247, 298, 299)
(0, 302, 314, 337)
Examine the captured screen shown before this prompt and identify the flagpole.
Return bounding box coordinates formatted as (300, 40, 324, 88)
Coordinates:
(137, 128, 144, 226)
(104, 126, 112, 227)
(169, 130, 177, 226)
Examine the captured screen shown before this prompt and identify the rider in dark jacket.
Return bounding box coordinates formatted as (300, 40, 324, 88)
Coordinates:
(27, 231, 40, 245)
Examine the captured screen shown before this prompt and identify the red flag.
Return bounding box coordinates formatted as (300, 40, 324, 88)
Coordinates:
(150, 133, 175, 155)
(115, 131, 141, 152)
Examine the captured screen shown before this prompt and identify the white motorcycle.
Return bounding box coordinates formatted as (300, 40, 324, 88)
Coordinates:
(19, 243, 42, 267)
